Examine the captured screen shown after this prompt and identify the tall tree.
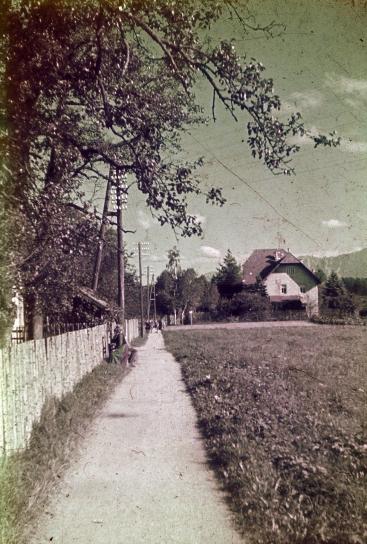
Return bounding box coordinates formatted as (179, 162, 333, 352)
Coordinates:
(213, 249, 243, 298)
(321, 271, 355, 316)
(155, 268, 175, 320)
(177, 268, 205, 323)
(315, 267, 327, 284)
(199, 279, 220, 313)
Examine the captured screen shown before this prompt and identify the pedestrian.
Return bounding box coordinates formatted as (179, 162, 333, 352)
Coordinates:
(109, 325, 136, 366)
(145, 320, 151, 334)
(158, 318, 163, 331)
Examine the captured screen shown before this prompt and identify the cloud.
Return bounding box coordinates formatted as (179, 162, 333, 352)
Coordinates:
(193, 213, 206, 225)
(325, 74, 367, 109)
(327, 74, 367, 95)
(200, 245, 221, 259)
(281, 91, 323, 114)
(290, 90, 323, 110)
(137, 210, 153, 230)
(321, 219, 348, 229)
(340, 139, 367, 154)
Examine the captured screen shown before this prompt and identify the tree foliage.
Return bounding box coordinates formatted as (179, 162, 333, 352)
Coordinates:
(243, 275, 268, 297)
(156, 247, 211, 321)
(321, 272, 355, 316)
(315, 267, 327, 284)
(212, 249, 243, 298)
(342, 277, 367, 296)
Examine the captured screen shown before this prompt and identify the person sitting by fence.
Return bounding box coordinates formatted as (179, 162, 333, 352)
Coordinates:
(109, 325, 137, 366)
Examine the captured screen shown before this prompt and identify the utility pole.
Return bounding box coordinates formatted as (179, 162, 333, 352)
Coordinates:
(138, 242, 144, 337)
(153, 276, 157, 322)
(114, 170, 127, 330)
(92, 166, 113, 291)
(146, 265, 150, 321)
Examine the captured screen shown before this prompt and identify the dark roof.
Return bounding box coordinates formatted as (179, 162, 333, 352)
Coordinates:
(242, 249, 318, 284)
(242, 249, 289, 284)
(77, 286, 109, 310)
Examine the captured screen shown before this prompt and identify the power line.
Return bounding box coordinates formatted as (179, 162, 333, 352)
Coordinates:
(189, 133, 323, 248)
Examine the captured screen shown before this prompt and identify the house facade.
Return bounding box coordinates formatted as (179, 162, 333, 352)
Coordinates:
(242, 249, 320, 316)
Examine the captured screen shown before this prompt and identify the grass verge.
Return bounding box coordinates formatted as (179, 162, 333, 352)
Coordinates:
(0, 335, 146, 544)
(164, 326, 367, 544)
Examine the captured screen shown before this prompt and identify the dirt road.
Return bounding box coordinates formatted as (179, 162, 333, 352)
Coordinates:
(31, 332, 244, 544)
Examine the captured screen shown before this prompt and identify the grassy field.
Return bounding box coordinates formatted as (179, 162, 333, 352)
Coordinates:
(164, 326, 367, 544)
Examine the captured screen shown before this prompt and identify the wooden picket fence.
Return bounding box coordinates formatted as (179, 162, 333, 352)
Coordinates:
(0, 319, 139, 456)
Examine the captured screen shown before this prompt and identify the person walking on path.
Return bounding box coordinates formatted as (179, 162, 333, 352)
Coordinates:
(31, 332, 244, 544)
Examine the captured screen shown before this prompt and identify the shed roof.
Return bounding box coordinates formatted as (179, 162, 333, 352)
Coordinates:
(77, 286, 109, 310)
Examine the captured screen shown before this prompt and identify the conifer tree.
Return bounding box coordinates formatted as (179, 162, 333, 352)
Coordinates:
(213, 249, 243, 298)
(321, 271, 355, 315)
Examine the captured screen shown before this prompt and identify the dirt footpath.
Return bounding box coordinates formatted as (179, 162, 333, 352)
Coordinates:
(31, 332, 244, 544)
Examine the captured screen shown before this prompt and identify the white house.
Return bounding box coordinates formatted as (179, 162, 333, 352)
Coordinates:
(242, 249, 320, 316)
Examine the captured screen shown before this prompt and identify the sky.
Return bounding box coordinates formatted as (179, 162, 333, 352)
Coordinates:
(113, 0, 367, 279)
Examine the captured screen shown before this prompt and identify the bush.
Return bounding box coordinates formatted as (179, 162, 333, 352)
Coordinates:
(230, 291, 271, 318)
(310, 314, 366, 326)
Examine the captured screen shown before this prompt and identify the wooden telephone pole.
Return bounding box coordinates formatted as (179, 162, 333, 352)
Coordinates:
(116, 178, 125, 328)
(138, 242, 144, 337)
(92, 167, 113, 291)
(92, 167, 127, 335)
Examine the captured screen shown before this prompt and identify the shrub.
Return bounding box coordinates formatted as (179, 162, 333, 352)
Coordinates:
(230, 291, 271, 319)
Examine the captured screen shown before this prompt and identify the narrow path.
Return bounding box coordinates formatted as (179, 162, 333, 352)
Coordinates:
(31, 332, 244, 544)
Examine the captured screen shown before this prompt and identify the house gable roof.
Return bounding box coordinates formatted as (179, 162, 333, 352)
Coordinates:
(242, 249, 319, 285)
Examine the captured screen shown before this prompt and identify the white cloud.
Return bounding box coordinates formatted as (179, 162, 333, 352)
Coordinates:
(281, 91, 322, 114)
(321, 219, 348, 229)
(326, 74, 367, 95)
(200, 245, 221, 259)
(137, 210, 152, 230)
(340, 139, 367, 154)
(193, 213, 206, 225)
(290, 90, 323, 110)
(325, 74, 367, 109)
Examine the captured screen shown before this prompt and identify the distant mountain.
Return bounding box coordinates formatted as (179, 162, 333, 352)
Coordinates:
(300, 248, 367, 278)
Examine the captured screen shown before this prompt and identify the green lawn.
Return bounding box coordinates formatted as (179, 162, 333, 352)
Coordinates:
(164, 326, 367, 544)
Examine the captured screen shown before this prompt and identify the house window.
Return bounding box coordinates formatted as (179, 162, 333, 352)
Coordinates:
(300, 286, 306, 293)
(281, 284, 287, 294)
